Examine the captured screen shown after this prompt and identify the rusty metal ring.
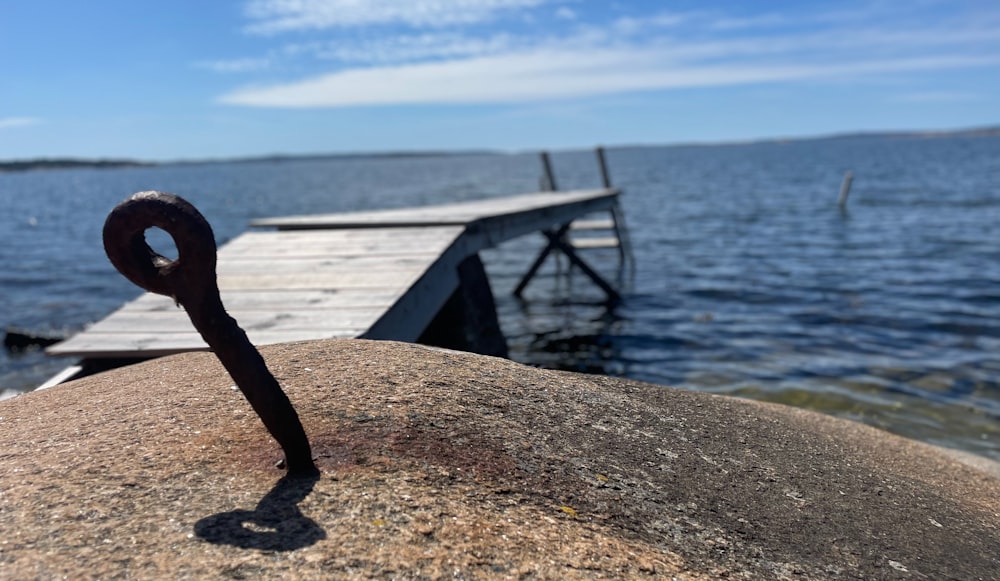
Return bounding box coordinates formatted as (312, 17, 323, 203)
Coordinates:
(103, 191, 317, 475)
(102, 191, 216, 300)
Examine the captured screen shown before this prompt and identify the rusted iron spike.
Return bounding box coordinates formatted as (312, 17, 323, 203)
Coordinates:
(103, 191, 317, 475)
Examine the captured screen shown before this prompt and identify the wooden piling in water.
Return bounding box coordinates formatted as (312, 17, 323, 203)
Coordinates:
(596, 146, 612, 189)
(838, 171, 854, 209)
(539, 151, 558, 192)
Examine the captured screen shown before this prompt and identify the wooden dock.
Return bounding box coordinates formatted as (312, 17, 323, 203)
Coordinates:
(47, 188, 621, 361)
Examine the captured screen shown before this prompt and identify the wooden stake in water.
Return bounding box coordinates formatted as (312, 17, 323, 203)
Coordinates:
(540, 151, 558, 192)
(838, 171, 854, 209)
(596, 146, 612, 189)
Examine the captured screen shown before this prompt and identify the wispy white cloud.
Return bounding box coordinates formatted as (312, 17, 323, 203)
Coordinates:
(709, 13, 790, 31)
(217, 1, 1000, 107)
(554, 7, 575, 21)
(195, 57, 272, 73)
(893, 91, 982, 103)
(311, 32, 515, 64)
(611, 13, 688, 36)
(219, 50, 1000, 107)
(0, 117, 40, 129)
(245, 0, 552, 33)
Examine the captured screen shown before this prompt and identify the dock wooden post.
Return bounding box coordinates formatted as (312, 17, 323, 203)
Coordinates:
(593, 146, 634, 270)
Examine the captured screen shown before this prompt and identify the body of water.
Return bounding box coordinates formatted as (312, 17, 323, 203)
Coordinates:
(2, 136, 999, 460)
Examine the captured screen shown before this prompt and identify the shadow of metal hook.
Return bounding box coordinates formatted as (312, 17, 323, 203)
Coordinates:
(193, 472, 325, 550)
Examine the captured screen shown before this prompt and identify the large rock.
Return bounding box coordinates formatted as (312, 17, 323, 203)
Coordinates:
(1, 339, 997, 579)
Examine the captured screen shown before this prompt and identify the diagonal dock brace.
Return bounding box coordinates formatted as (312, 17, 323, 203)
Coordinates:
(514, 148, 626, 303)
(512, 221, 622, 303)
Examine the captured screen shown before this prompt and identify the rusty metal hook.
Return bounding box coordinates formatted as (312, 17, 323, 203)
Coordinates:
(103, 191, 317, 475)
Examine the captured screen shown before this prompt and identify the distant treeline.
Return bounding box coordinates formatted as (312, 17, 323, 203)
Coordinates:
(0, 158, 152, 173)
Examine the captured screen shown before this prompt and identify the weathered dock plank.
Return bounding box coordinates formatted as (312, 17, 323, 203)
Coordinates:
(251, 188, 618, 234)
(119, 290, 406, 312)
(80, 309, 387, 334)
(215, 271, 425, 291)
(213, 255, 441, 274)
(48, 225, 466, 358)
(218, 229, 458, 257)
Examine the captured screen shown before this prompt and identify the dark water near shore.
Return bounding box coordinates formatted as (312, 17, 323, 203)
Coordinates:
(2, 136, 999, 460)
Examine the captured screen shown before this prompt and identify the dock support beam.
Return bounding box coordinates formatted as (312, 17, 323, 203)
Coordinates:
(419, 255, 509, 358)
(514, 147, 626, 303)
(512, 223, 622, 303)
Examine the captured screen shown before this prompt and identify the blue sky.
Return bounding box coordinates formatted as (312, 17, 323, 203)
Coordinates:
(2, 0, 997, 160)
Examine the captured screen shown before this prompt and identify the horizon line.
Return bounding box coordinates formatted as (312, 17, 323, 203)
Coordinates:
(2, 123, 997, 168)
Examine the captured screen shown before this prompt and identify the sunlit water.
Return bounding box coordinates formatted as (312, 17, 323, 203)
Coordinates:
(2, 136, 998, 460)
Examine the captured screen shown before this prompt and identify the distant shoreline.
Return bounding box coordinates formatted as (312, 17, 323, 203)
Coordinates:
(609, 125, 1000, 151)
(0, 159, 153, 173)
(2, 125, 997, 173)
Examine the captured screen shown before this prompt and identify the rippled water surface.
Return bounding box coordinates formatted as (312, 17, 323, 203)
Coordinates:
(2, 136, 998, 459)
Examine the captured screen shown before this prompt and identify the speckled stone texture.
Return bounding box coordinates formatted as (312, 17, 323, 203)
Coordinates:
(1, 339, 998, 579)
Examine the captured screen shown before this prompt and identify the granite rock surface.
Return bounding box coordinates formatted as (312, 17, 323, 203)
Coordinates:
(1, 339, 998, 579)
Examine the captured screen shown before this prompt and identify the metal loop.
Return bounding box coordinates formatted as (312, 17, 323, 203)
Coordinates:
(103, 191, 317, 475)
(102, 191, 217, 301)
